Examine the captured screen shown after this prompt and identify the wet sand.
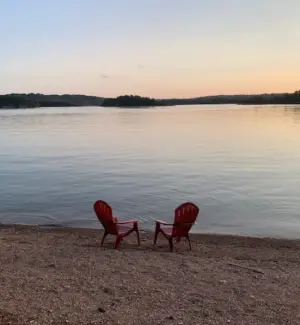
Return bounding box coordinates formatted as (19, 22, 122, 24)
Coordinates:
(0, 225, 299, 325)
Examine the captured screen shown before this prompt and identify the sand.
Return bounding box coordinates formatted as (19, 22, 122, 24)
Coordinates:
(0, 225, 299, 325)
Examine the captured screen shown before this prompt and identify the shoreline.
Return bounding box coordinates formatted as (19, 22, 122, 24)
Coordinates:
(1, 224, 299, 324)
(1, 222, 299, 243)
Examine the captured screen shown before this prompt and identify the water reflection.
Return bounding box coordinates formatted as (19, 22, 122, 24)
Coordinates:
(284, 105, 300, 124)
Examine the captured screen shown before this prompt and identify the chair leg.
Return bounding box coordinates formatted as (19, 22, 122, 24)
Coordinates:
(154, 223, 160, 246)
(168, 237, 174, 252)
(132, 223, 140, 245)
(101, 231, 108, 246)
(115, 235, 122, 249)
(186, 234, 192, 250)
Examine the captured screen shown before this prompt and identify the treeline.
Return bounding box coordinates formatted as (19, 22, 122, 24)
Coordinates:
(1, 91, 300, 109)
(102, 95, 163, 107)
(239, 91, 300, 105)
(0, 93, 104, 108)
(161, 91, 300, 106)
(161, 94, 257, 106)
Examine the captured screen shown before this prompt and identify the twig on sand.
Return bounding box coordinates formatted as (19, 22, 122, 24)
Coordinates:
(227, 262, 265, 274)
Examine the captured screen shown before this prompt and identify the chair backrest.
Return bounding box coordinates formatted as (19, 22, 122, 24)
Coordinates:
(94, 200, 118, 234)
(172, 202, 199, 237)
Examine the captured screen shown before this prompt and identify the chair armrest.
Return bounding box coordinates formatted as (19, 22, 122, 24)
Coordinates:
(156, 220, 173, 226)
(116, 220, 138, 225)
(174, 222, 196, 227)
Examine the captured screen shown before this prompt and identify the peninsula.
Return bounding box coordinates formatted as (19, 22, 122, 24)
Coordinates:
(101, 95, 164, 107)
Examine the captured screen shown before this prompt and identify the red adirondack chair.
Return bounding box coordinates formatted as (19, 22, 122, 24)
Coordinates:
(154, 202, 199, 251)
(94, 200, 140, 249)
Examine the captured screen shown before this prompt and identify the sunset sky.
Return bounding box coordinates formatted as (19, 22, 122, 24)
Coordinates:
(1, 0, 300, 98)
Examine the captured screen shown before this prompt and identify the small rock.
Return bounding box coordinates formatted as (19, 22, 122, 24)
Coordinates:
(166, 315, 174, 320)
(98, 307, 105, 313)
(48, 263, 56, 268)
(220, 280, 227, 284)
(103, 287, 114, 295)
(202, 311, 209, 317)
(191, 298, 200, 305)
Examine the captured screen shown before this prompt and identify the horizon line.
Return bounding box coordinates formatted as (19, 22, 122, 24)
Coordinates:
(1, 90, 298, 100)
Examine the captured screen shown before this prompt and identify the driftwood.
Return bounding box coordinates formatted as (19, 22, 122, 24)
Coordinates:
(227, 262, 265, 274)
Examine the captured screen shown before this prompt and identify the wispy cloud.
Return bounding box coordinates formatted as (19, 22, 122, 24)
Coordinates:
(100, 73, 129, 80)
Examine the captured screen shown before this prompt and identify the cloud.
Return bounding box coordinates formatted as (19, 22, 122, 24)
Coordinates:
(100, 74, 109, 79)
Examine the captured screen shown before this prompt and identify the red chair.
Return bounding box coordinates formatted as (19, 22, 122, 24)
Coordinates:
(94, 200, 140, 249)
(154, 202, 199, 252)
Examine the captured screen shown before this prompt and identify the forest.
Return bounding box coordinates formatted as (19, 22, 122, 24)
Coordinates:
(1, 91, 300, 108)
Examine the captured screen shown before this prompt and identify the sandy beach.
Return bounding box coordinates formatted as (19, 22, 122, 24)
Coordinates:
(0, 225, 299, 325)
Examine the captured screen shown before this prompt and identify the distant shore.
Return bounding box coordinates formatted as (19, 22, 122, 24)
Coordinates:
(1, 91, 300, 109)
(0, 224, 299, 325)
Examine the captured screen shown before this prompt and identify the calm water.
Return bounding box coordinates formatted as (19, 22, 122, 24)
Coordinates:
(1, 105, 300, 238)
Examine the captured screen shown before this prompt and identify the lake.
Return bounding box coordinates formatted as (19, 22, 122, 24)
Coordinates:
(1, 104, 300, 238)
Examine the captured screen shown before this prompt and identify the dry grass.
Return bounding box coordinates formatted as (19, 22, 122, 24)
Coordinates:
(0, 225, 300, 325)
